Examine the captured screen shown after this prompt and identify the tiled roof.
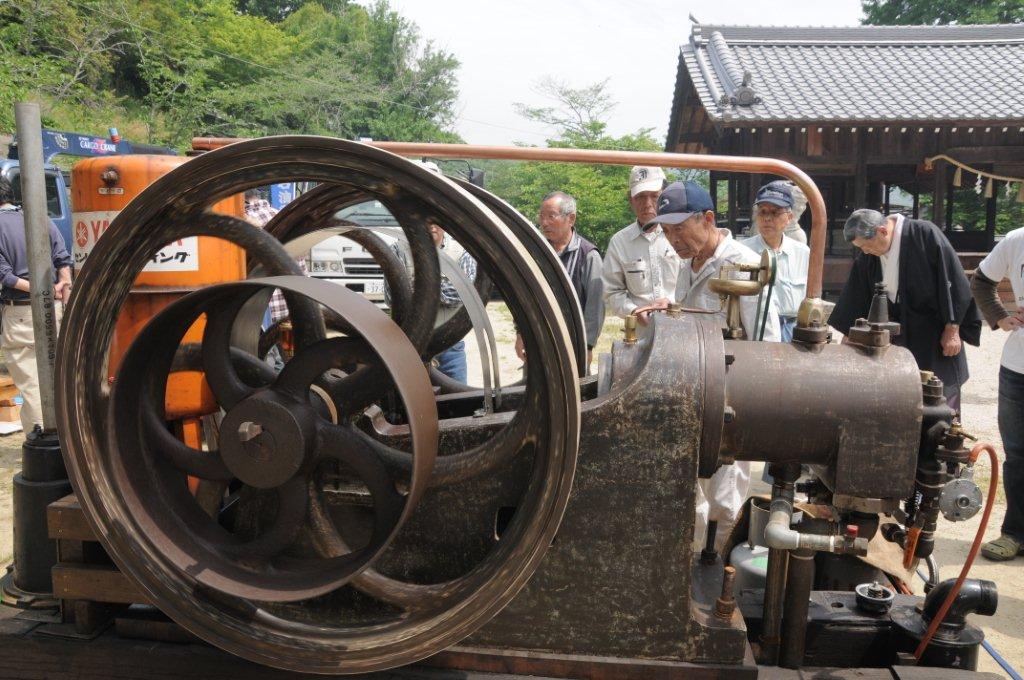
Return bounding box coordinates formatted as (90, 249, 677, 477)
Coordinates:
(676, 23, 1024, 125)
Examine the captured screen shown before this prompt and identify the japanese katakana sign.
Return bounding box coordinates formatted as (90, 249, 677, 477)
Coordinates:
(72, 210, 200, 272)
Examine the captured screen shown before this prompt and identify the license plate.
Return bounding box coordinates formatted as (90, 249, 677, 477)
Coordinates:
(364, 280, 385, 295)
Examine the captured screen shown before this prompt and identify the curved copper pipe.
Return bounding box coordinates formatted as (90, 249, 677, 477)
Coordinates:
(192, 137, 828, 299)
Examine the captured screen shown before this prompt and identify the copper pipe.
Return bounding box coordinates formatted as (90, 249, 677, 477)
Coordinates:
(191, 137, 828, 298)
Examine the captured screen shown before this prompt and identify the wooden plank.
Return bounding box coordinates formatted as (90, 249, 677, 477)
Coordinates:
(0, 630, 523, 680)
(853, 134, 867, 209)
(115, 606, 198, 644)
(426, 646, 757, 680)
(51, 563, 151, 606)
(48, 494, 96, 542)
(807, 127, 823, 156)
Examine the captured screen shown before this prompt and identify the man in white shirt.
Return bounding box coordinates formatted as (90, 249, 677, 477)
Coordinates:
(645, 180, 779, 550)
(602, 167, 679, 333)
(741, 182, 810, 342)
(971, 227, 1024, 561)
(653, 182, 781, 343)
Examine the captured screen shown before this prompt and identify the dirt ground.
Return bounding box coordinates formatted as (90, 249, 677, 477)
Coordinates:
(0, 309, 1018, 675)
(0, 429, 21, 567)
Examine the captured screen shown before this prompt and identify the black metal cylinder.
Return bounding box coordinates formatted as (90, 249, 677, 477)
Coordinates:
(720, 341, 922, 468)
(779, 548, 815, 668)
(21, 433, 66, 481)
(890, 607, 984, 670)
(10, 433, 70, 594)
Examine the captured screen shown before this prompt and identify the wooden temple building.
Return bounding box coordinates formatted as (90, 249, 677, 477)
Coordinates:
(665, 22, 1024, 294)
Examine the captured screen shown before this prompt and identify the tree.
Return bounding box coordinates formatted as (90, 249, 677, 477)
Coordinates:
(513, 77, 615, 143)
(235, 0, 351, 22)
(862, 0, 1024, 25)
(488, 79, 694, 252)
(0, 0, 462, 147)
(0, 0, 132, 131)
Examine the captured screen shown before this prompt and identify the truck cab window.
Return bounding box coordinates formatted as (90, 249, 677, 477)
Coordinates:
(5, 170, 64, 219)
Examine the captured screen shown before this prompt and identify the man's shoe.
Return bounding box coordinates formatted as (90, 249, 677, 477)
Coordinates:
(981, 535, 1024, 561)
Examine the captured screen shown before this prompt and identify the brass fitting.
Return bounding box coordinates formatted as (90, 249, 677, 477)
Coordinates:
(623, 315, 638, 345)
(714, 566, 737, 619)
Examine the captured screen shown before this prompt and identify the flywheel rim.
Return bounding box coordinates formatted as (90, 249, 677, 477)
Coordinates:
(56, 136, 580, 674)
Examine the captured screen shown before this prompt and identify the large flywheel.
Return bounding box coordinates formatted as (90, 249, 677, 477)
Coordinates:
(55, 136, 581, 674)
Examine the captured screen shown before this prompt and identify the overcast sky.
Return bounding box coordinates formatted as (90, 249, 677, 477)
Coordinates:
(384, 0, 865, 146)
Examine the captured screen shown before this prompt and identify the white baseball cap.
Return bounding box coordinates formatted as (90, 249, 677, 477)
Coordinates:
(629, 166, 667, 197)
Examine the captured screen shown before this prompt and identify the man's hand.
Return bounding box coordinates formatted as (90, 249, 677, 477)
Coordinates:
(514, 333, 526, 362)
(586, 349, 593, 367)
(941, 324, 962, 357)
(997, 312, 1024, 332)
(635, 297, 671, 326)
(54, 281, 71, 303)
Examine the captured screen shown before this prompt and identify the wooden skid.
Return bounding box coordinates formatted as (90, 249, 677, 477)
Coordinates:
(51, 563, 151, 606)
(426, 645, 759, 680)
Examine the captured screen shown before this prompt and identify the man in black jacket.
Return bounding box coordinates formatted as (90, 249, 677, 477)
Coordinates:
(830, 209, 981, 411)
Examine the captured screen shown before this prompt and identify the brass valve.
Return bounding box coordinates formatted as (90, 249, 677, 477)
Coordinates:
(707, 249, 775, 340)
(623, 315, 638, 344)
(948, 423, 978, 442)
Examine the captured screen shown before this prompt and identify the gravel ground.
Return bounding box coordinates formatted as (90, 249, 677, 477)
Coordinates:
(934, 326, 1015, 678)
(0, 310, 1017, 675)
(0, 430, 22, 567)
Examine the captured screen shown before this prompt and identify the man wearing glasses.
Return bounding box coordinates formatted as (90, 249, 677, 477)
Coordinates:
(741, 182, 810, 342)
(516, 191, 604, 372)
(830, 208, 980, 412)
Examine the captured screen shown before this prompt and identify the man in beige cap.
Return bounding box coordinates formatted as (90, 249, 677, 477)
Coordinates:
(601, 166, 679, 330)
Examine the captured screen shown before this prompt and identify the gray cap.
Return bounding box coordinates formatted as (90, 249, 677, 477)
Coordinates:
(843, 208, 886, 243)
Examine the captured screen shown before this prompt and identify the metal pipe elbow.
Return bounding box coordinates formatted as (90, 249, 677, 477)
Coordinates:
(764, 498, 801, 550)
(923, 578, 998, 632)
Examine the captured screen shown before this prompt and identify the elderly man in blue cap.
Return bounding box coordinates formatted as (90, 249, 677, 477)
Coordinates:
(742, 182, 810, 342)
(649, 180, 780, 343)
(645, 180, 779, 550)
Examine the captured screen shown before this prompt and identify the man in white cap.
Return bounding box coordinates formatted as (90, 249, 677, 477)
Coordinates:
(601, 167, 679, 332)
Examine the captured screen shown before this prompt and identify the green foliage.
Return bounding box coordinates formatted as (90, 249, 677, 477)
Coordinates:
(908, 177, 1024, 236)
(0, 0, 462, 148)
(488, 132, 664, 252)
(861, 0, 1024, 25)
(487, 79, 695, 252)
(235, 0, 351, 23)
(512, 77, 616, 143)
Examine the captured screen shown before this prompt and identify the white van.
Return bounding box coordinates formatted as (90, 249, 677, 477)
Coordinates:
(307, 200, 397, 303)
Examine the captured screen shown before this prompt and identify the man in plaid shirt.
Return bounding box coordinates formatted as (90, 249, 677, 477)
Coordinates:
(244, 189, 305, 323)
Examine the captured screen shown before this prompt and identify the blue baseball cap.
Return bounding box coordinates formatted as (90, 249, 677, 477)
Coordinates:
(754, 181, 794, 209)
(643, 180, 715, 229)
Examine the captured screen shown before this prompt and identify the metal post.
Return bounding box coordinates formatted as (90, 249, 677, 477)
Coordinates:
(13, 102, 58, 432)
(2, 104, 70, 608)
(760, 463, 800, 665)
(779, 547, 815, 668)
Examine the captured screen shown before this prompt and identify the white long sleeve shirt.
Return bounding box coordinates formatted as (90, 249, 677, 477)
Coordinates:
(682, 230, 778, 551)
(740, 233, 810, 318)
(602, 222, 680, 319)
(880, 213, 904, 303)
(675, 229, 781, 342)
